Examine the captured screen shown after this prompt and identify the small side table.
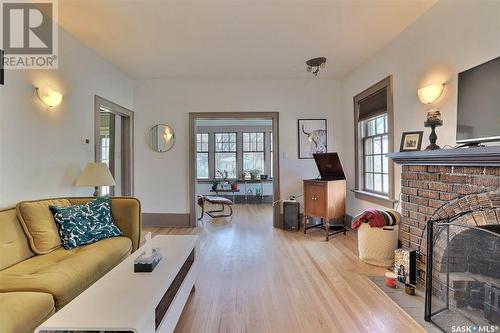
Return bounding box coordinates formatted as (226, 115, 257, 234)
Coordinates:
(210, 189, 239, 202)
(240, 179, 265, 203)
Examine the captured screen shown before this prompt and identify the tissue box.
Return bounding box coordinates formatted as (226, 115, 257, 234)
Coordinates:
(134, 248, 163, 272)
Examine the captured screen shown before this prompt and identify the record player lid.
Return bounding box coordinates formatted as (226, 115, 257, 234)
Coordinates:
(313, 153, 346, 181)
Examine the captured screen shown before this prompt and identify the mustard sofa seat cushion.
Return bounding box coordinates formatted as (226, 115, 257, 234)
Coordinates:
(0, 291, 55, 333)
(0, 236, 132, 309)
(16, 199, 71, 254)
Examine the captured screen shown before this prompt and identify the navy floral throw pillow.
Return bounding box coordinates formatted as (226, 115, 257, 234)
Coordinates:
(49, 195, 122, 249)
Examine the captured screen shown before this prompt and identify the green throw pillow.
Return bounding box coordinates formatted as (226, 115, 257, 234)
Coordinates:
(49, 195, 121, 249)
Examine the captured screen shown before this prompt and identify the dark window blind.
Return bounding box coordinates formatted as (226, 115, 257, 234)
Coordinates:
(358, 88, 387, 121)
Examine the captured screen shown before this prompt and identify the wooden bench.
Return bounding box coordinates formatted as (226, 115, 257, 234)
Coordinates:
(197, 195, 234, 220)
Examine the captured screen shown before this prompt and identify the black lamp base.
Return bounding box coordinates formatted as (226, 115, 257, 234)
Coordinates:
(425, 143, 441, 150)
(424, 119, 442, 151)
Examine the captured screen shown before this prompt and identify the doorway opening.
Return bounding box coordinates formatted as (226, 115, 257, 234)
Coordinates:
(189, 112, 280, 228)
(94, 95, 134, 196)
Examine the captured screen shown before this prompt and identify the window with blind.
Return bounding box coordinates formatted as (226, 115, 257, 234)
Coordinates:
(354, 76, 394, 205)
(243, 132, 265, 175)
(215, 132, 237, 178)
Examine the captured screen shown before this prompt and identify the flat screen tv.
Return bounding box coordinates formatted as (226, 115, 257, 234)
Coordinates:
(456, 56, 500, 145)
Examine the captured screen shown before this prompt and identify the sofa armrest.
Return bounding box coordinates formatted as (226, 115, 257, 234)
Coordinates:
(68, 197, 142, 252)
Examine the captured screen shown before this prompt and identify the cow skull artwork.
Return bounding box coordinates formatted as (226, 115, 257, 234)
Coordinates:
(298, 119, 327, 158)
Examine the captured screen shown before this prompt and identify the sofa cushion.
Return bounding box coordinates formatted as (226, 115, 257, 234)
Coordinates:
(0, 208, 35, 270)
(0, 236, 132, 309)
(16, 199, 71, 254)
(0, 291, 55, 333)
(49, 196, 122, 249)
(69, 197, 142, 251)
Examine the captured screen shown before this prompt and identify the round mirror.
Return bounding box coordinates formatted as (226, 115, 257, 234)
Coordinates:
(148, 124, 175, 152)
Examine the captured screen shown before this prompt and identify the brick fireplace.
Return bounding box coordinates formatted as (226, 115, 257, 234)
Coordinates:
(389, 147, 500, 287)
(399, 164, 500, 287)
(389, 147, 500, 328)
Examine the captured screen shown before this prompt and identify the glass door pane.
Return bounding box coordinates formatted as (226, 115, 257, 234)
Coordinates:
(99, 112, 113, 195)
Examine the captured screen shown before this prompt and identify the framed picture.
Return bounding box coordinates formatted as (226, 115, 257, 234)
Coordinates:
(298, 119, 327, 159)
(394, 249, 417, 285)
(399, 131, 423, 152)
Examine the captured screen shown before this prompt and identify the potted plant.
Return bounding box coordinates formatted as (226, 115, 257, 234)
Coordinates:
(250, 169, 260, 180)
(211, 180, 219, 191)
(231, 181, 238, 191)
(215, 170, 229, 189)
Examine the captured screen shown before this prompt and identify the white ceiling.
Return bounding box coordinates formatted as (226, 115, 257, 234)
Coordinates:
(58, 0, 436, 80)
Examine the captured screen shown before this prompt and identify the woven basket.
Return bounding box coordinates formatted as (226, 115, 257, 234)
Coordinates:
(357, 223, 398, 267)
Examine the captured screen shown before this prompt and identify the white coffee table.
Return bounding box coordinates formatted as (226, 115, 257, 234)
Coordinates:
(35, 235, 198, 333)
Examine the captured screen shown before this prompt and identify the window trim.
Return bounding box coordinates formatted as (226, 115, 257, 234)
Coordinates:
(242, 132, 265, 176)
(269, 132, 273, 179)
(195, 126, 273, 181)
(361, 116, 389, 196)
(353, 76, 395, 207)
(196, 133, 210, 179)
(214, 132, 238, 179)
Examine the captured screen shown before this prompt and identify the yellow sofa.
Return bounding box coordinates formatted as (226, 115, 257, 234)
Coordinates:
(0, 197, 141, 333)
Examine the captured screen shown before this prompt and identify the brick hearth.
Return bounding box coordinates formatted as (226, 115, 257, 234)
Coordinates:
(399, 165, 500, 287)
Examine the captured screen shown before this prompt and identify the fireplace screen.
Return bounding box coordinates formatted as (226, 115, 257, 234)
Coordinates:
(425, 212, 500, 332)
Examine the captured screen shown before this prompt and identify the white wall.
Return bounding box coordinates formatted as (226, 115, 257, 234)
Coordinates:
(340, 0, 500, 215)
(134, 80, 342, 213)
(0, 29, 134, 209)
(3, 0, 497, 219)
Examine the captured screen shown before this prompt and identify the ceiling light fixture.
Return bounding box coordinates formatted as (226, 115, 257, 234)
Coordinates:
(306, 57, 327, 76)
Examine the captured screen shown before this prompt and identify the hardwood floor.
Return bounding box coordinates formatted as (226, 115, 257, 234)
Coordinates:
(145, 204, 425, 333)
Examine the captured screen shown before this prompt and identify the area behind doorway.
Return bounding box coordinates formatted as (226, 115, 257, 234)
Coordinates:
(188, 112, 280, 228)
(94, 95, 135, 196)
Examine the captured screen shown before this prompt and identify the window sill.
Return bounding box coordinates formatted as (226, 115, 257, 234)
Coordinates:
(352, 190, 398, 208)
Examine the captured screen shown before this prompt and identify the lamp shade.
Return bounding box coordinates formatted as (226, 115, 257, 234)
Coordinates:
(417, 83, 444, 105)
(36, 86, 63, 108)
(75, 162, 116, 187)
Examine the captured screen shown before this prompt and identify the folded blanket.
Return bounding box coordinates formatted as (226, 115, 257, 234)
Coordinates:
(351, 208, 400, 229)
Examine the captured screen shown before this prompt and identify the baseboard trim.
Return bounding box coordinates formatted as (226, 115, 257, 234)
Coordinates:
(142, 213, 191, 227)
(345, 214, 354, 230)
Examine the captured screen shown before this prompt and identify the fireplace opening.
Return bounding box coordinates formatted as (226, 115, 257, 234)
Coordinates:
(425, 212, 500, 331)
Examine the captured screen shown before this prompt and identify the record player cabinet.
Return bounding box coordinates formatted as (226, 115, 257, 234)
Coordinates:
(303, 179, 346, 241)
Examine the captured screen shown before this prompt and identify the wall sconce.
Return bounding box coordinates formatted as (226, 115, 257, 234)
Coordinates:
(417, 83, 445, 105)
(417, 83, 445, 150)
(36, 86, 63, 108)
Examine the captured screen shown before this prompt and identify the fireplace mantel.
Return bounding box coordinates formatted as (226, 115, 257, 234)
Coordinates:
(388, 146, 500, 166)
